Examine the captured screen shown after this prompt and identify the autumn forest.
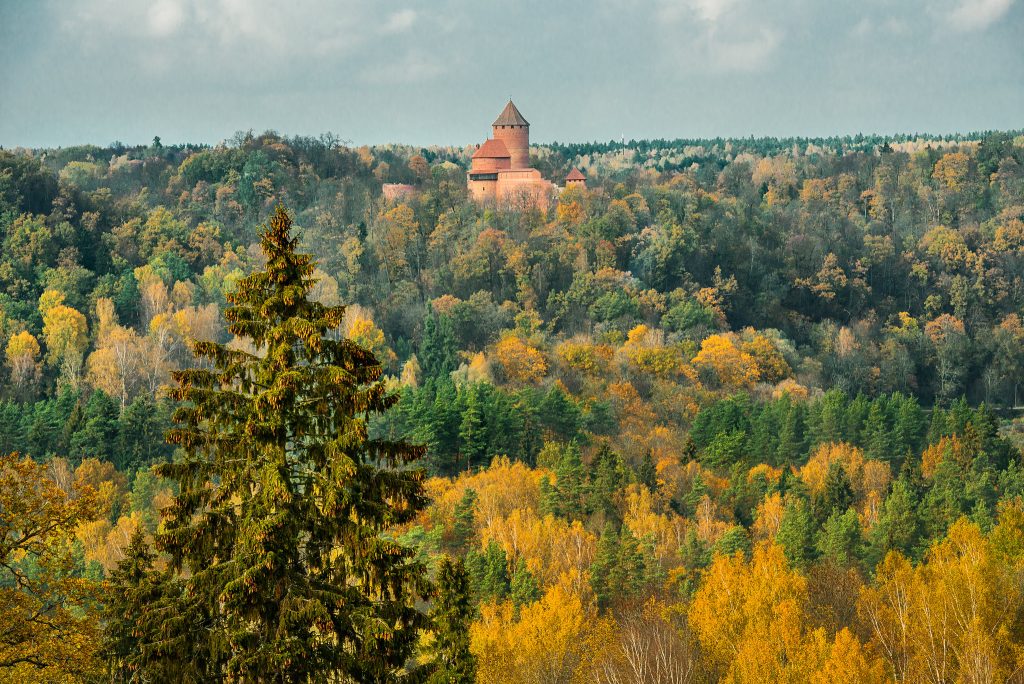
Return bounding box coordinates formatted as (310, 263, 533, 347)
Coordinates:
(3, 128, 1024, 683)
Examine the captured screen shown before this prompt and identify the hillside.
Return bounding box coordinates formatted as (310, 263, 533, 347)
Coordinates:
(4, 129, 1024, 681)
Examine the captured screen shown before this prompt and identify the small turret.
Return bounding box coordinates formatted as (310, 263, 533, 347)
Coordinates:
(565, 167, 587, 190)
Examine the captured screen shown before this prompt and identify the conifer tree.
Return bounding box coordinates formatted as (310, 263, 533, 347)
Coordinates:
(419, 312, 458, 380)
(150, 205, 429, 682)
(426, 556, 477, 684)
(102, 528, 161, 682)
(458, 383, 487, 468)
(509, 557, 540, 607)
(777, 497, 817, 569)
(450, 488, 477, 552)
(636, 450, 657, 491)
(467, 540, 510, 602)
(591, 522, 620, 611)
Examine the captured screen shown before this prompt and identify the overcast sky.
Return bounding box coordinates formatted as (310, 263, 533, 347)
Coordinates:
(1, 0, 1021, 149)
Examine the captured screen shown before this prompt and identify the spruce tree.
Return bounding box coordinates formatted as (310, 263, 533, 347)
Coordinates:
(152, 206, 429, 682)
(458, 383, 488, 469)
(426, 557, 477, 684)
(509, 557, 540, 607)
(590, 522, 619, 611)
(450, 488, 477, 552)
(419, 312, 458, 380)
(777, 497, 817, 569)
(103, 528, 158, 682)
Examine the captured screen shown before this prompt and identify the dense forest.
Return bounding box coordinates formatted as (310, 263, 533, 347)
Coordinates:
(3, 128, 1024, 682)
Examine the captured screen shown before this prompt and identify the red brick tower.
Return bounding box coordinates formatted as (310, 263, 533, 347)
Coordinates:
(565, 167, 587, 189)
(492, 100, 530, 170)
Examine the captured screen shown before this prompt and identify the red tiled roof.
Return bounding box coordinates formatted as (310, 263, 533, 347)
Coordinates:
(565, 167, 586, 181)
(492, 100, 529, 127)
(472, 138, 511, 159)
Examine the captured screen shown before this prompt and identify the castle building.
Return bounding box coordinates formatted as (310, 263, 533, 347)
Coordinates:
(467, 100, 555, 206)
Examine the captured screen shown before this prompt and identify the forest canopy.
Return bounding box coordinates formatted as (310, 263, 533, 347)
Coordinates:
(2, 128, 1024, 682)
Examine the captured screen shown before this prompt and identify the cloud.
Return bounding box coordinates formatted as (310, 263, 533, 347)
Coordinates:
(381, 9, 417, 34)
(360, 51, 444, 84)
(946, 0, 1015, 30)
(650, 0, 782, 73)
(55, 0, 440, 83)
(708, 27, 782, 72)
(147, 0, 187, 37)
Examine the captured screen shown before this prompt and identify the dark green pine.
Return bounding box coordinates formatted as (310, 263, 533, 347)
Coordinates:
(153, 205, 430, 682)
(102, 528, 158, 682)
(426, 556, 477, 684)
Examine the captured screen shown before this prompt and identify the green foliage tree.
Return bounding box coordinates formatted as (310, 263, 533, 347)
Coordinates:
(777, 497, 817, 569)
(138, 206, 429, 682)
(426, 556, 477, 684)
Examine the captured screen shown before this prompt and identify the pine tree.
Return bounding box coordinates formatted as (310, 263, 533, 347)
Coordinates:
(636, 450, 657, 491)
(420, 312, 458, 380)
(148, 206, 429, 682)
(69, 389, 119, 464)
(816, 509, 862, 565)
(815, 461, 855, 521)
(777, 497, 817, 569)
(591, 522, 620, 611)
(892, 394, 925, 462)
(509, 557, 540, 607)
(467, 540, 510, 602)
(589, 443, 625, 525)
(554, 441, 587, 520)
(775, 400, 807, 465)
(863, 399, 894, 463)
(450, 487, 477, 552)
(427, 557, 477, 684)
(682, 471, 709, 516)
(458, 383, 488, 468)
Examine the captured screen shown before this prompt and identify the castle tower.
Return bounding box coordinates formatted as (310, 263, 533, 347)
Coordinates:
(492, 100, 530, 170)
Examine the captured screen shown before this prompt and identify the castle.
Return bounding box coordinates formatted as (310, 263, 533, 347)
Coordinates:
(467, 100, 585, 206)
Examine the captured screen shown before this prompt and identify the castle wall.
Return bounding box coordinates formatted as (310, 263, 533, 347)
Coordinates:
(496, 169, 553, 210)
(493, 125, 529, 169)
(467, 176, 497, 202)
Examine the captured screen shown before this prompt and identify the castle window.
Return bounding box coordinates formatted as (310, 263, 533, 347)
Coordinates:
(470, 173, 498, 181)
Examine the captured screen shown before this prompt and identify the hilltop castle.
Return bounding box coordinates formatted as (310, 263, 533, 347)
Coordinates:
(467, 100, 585, 206)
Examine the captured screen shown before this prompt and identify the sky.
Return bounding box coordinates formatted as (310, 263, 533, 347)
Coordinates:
(1, 0, 1022, 149)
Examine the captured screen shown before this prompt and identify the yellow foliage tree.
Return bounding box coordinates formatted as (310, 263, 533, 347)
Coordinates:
(481, 508, 595, 591)
(494, 335, 548, 385)
(5, 330, 41, 388)
(688, 541, 831, 682)
(860, 519, 1024, 683)
(471, 573, 598, 684)
(39, 291, 88, 370)
(811, 628, 888, 684)
(343, 305, 396, 366)
(691, 334, 760, 389)
(0, 454, 102, 680)
(740, 332, 791, 383)
(86, 324, 144, 409)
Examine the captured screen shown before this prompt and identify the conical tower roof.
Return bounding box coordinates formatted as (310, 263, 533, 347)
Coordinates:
(493, 100, 529, 127)
(566, 167, 586, 181)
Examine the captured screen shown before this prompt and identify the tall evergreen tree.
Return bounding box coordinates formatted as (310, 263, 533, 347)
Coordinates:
(144, 206, 429, 682)
(102, 528, 160, 682)
(426, 557, 477, 684)
(509, 557, 541, 607)
(450, 488, 477, 552)
(419, 312, 458, 380)
(458, 383, 487, 468)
